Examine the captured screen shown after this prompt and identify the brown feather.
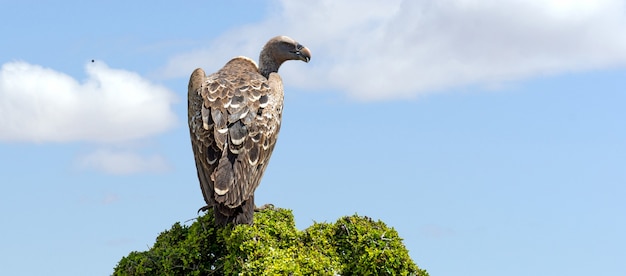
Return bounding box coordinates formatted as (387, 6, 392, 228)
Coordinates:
(188, 36, 310, 225)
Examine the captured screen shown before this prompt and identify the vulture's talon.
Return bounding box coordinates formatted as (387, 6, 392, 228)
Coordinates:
(197, 205, 210, 214)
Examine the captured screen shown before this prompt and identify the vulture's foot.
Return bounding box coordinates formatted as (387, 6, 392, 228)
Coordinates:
(197, 205, 211, 214)
(254, 203, 275, 212)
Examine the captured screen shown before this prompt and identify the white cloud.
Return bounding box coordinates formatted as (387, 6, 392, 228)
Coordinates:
(158, 0, 626, 100)
(0, 61, 177, 142)
(77, 148, 171, 175)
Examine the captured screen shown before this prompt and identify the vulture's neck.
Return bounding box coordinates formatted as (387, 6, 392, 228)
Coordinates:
(258, 50, 282, 79)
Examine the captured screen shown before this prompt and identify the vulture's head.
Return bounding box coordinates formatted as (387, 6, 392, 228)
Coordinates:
(259, 36, 311, 76)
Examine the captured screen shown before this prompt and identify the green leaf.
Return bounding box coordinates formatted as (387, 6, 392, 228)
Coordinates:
(113, 208, 428, 276)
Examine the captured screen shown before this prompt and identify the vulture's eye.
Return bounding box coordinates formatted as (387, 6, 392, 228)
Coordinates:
(291, 44, 304, 55)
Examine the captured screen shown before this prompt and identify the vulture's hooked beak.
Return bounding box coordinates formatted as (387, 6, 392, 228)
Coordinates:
(297, 46, 311, 63)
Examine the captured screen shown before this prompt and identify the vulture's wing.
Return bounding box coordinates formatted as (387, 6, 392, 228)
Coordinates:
(188, 57, 284, 211)
(188, 68, 217, 209)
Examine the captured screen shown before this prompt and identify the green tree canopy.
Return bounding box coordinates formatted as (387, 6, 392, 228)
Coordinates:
(113, 208, 428, 276)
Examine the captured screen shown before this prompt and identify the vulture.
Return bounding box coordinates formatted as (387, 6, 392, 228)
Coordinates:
(188, 36, 311, 225)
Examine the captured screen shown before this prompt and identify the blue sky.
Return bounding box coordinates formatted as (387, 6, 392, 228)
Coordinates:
(1, 0, 625, 275)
